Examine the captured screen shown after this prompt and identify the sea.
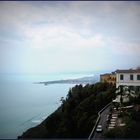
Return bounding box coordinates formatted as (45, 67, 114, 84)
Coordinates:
(0, 72, 98, 139)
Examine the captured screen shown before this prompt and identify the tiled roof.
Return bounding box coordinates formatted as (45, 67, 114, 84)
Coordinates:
(115, 69, 140, 73)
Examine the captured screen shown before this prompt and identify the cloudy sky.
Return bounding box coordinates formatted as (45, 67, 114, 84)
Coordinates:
(0, 1, 140, 74)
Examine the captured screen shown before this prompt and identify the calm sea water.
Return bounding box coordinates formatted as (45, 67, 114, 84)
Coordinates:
(0, 73, 94, 138)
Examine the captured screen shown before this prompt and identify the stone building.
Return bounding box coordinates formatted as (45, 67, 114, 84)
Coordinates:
(100, 72, 116, 85)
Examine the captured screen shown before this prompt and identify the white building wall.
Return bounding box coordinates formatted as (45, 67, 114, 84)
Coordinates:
(116, 73, 140, 88)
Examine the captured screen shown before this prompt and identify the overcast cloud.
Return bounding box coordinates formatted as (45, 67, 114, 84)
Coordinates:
(0, 1, 140, 74)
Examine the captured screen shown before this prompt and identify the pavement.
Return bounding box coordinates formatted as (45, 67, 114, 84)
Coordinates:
(92, 104, 112, 138)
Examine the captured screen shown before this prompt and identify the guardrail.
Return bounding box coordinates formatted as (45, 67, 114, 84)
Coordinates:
(88, 102, 112, 139)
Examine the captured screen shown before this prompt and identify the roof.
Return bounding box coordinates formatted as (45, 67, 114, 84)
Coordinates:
(115, 69, 140, 73)
(100, 73, 110, 76)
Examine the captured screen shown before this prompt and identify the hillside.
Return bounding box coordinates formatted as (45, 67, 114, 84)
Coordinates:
(19, 82, 116, 138)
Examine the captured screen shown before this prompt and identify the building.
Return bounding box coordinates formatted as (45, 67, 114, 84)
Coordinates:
(110, 72, 116, 85)
(100, 72, 116, 85)
(100, 73, 110, 82)
(116, 69, 140, 93)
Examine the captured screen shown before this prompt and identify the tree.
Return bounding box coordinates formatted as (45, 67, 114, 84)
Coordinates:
(115, 85, 124, 107)
(115, 85, 135, 107)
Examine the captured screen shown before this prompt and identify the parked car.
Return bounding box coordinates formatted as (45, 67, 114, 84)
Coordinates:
(96, 125, 103, 132)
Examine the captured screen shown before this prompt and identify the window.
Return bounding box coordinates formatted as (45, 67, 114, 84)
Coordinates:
(136, 86, 140, 92)
(120, 74, 123, 80)
(129, 86, 134, 91)
(130, 74, 133, 80)
(137, 75, 140, 80)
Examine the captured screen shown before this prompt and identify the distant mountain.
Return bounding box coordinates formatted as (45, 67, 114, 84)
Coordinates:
(35, 75, 99, 85)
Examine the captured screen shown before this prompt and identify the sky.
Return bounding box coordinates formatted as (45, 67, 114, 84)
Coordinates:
(0, 1, 140, 74)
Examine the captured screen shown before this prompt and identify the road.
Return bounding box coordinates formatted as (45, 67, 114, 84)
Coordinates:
(92, 104, 111, 138)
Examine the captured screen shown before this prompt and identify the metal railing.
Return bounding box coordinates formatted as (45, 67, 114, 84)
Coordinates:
(88, 102, 112, 139)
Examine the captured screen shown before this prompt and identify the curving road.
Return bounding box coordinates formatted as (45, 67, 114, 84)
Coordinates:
(92, 104, 112, 138)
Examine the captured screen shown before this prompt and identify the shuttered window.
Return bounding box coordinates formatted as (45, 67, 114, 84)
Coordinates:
(130, 74, 133, 80)
(120, 74, 123, 80)
(137, 75, 140, 80)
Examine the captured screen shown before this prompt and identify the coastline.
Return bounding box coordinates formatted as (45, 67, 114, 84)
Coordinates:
(34, 75, 99, 85)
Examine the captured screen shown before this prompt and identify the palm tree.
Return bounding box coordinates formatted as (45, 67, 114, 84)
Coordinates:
(115, 85, 124, 107)
(115, 85, 136, 107)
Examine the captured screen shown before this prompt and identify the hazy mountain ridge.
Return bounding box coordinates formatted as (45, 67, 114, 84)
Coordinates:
(35, 75, 99, 85)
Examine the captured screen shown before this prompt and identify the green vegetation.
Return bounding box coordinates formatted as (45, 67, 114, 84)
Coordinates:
(19, 82, 115, 138)
(105, 94, 140, 138)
